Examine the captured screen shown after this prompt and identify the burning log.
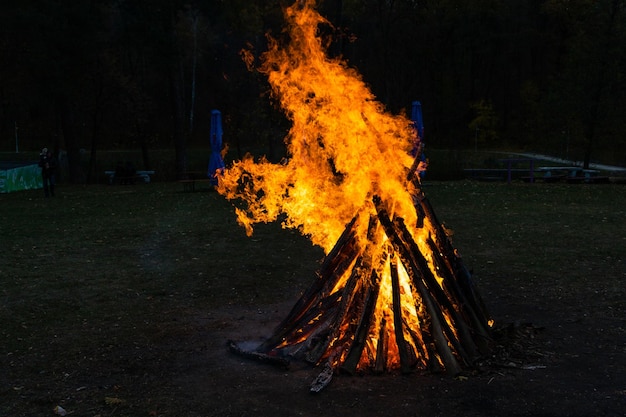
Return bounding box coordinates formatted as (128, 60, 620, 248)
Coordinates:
(305, 214, 383, 366)
(255, 215, 360, 354)
(374, 317, 389, 373)
(230, 190, 493, 390)
(220, 0, 494, 392)
(374, 196, 462, 374)
(390, 254, 414, 374)
(340, 268, 382, 374)
(304, 254, 366, 364)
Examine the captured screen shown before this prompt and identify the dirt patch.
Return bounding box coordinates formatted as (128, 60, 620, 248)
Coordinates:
(47, 297, 620, 417)
(4, 269, 626, 417)
(164, 295, 625, 417)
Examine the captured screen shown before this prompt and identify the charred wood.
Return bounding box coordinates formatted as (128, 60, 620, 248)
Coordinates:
(413, 191, 493, 345)
(392, 216, 479, 363)
(426, 237, 491, 355)
(305, 255, 367, 364)
(374, 317, 388, 373)
(310, 361, 334, 393)
(292, 224, 359, 314)
(228, 340, 290, 368)
(390, 254, 414, 373)
(406, 152, 424, 184)
(455, 261, 493, 343)
(425, 238, 480, 358)
(403, 315, 430, 369)
(267, 291, 341, 356)
(256, 218, 361, 352)
(416, 195, 493, 347)
(374, 195, 461, 375)
(308, 215, 383, 368)
(340, 268, 382, 374)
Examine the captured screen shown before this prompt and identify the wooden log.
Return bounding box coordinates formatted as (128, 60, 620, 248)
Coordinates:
(307, 214, 384, 368)
(272, 291, 342, 355)
(390, 254, 414, 373)
(454, 260, 493, 341)
(405, 298, 443, 373)
(366, 213, 380, 241)
(391, 216, 468, 363)
(403, 316, 430, 369)
(310, 361, 334, 393)
(374, 317, 388, 373)
(425, 238, 481, 359)
(426, 237, 491, 355)
(340, 268, 382, 374)
(415, 200, 426, 228)
(410, 272, 461, 375)
(417, 192, 491, 333)
(413, 191, 455, 258)
(256, 287, 342, 353)
(402, 276, 445, 372)
(328, 274, 372, 366)
(316, 215, 361, 283)
(305, 254, 368, 364)
(406, 151, 424, 184)
(410, 186, 494, 359)
(412, 193, 493, 344)
(373, 195, 461, 375)
(228, 340, 290, 368)
(256, 217, 361, 353)
(284, 215, 360, 320)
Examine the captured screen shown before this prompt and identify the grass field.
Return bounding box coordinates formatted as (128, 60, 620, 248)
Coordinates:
(1, 180, 624, 416)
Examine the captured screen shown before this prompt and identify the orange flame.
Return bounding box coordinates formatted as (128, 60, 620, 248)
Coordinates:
(217, 0, 419, 254)
(216, 0, 487, 376)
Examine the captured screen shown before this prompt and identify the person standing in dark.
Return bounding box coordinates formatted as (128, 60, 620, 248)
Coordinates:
(38, 147, 57, 197)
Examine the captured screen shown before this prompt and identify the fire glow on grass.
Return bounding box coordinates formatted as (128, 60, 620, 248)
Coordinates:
(219, 0, 492, 384)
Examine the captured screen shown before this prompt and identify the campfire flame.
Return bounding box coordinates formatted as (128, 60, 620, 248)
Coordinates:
(219, 0, 491, 384)
(218, 0, 421, 253)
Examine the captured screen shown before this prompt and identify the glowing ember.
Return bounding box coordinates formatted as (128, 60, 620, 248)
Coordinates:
(220, 0, 492, 388)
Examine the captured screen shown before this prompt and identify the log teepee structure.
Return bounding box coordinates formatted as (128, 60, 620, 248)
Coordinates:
(229, 167, 493, 392)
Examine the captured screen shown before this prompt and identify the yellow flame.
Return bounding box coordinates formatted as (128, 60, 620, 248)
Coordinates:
(214, 0, 478, 374)
(217, 0, 418, 254)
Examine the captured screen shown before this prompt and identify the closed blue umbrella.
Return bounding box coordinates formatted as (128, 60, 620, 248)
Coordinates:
(208, 109, 225, 186)
(410, 101, 426, 177)
(410, 100, 424, 155)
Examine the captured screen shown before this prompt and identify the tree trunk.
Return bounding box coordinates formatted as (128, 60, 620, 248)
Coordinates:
(582, 0, 620, 169)
(87, 78, 104, 184)
(58, 95, 83, 184)
(170, 64, 187, 179)
(140, 136, 152, 171)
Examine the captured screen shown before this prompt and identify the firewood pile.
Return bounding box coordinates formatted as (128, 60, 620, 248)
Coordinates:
(229, 172, 495, 392)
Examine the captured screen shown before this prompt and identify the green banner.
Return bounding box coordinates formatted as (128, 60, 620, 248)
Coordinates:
(0, 164, 43, 193)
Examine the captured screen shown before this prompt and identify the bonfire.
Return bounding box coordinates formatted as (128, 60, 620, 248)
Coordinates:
(217, 0, 493, 391)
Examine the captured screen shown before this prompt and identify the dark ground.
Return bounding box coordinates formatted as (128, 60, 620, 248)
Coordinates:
(1, 181, 625, 416)
(168, 295, 626, 417)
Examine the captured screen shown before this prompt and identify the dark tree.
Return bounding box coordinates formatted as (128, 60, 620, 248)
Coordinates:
(1, 0, 625, 175)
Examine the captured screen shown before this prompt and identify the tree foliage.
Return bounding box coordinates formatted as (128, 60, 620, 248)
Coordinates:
(1, 0, 625, 181)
